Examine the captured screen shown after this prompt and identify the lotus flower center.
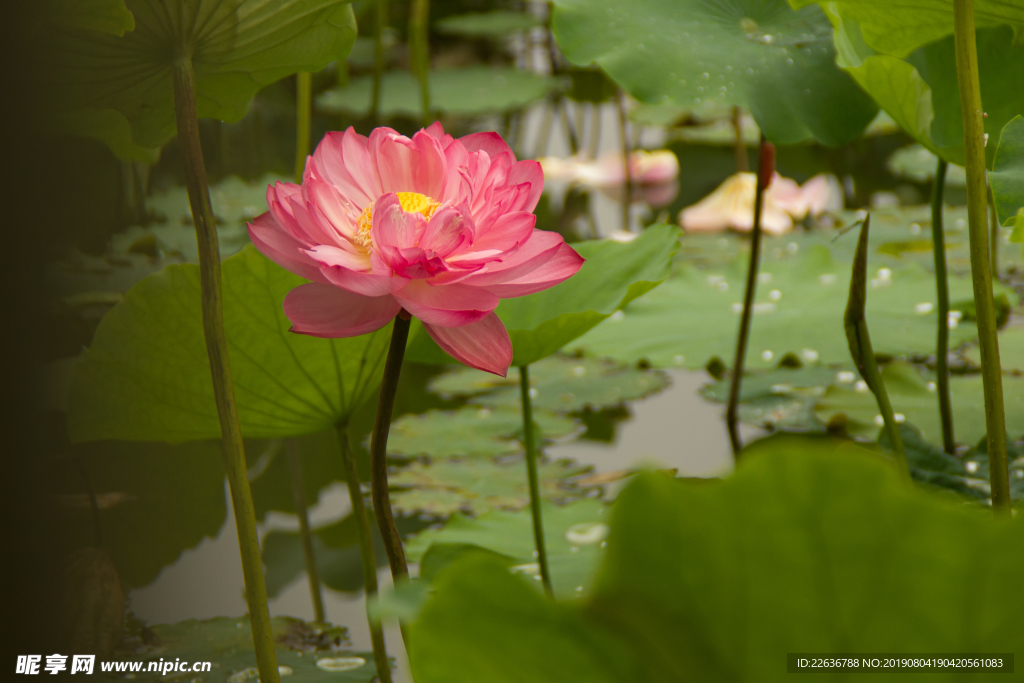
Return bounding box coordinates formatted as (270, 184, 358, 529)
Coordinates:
(355, 192, 441, 248)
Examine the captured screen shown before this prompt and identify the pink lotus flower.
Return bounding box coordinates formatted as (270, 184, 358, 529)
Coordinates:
(248, 123, 584, 377)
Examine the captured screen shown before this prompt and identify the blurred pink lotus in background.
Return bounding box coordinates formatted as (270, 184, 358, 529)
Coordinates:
(679, 172, 843, 235)
(539, 150, 680, 187)
(248, 123, 583, 376)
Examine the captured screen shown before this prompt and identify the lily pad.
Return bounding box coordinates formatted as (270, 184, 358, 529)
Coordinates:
(68, 246, 391, 443)
(430, 355, 669, 414)
(966, 327, 1024, 372)
(573, 243, 1009, 370)
(405, 498, 609, 601)
(550, 0, 878, 145)
(407, 449, 1024, 681)
(435, 11, 543, 38)
(384, 407, 580, 459)
(317, 67, 561, 119)
(100, 616, 376, 681)
(406, 225, 680, 368)
(43, 0, 358, 156)
(991, 116, 1024, 235)
(814, 362, 1024, 445)
(389, 457, 594, 517)
(700, 365, 844, 430)
(827, 15, 1024, 166)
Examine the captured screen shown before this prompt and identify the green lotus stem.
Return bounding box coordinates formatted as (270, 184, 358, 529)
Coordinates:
(732, 106, 748, 173)
(170, 58, 280, 683)
(725, 135, 771, 459)
(616, 89, 633, 232)
(952, 0, 1010, 513)
(409, 0, 430, 125)
(336, 424, 393, 683)
(371, 0, 388, 125)
(518, 365, 553, 597)
(931, 159, 955, 454)
(285, 440, 325, 623)
(845, 215, 909, 480)
(294, 72, 312, 184)
(369, 313, 411, 579)
(989, 178, 999, 276)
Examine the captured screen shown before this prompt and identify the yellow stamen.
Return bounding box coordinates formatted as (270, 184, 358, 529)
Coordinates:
(355, 192, 440, 248)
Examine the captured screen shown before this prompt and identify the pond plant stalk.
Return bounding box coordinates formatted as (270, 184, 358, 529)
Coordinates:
(518, 365, 553, 597)
(336, 424, 393, 683)
(845, 216, 909, 479)
(725, 135, 773, 458)
(369, 313, 412, 579)
(171, 58, 280, 683)
(285, 440, 325, 624)
(930, 159, 956, 454)
(371, 0, 389, 125)
(617, 89, 633, 232)
(294, 72, 312, 184)
(952, 0, 1010, 512)
(409, 0, 431, 126)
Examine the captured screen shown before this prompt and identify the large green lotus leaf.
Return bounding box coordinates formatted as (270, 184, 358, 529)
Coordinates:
(406, 225, 680, 368)
(100, 616, 376, 681)
(389, 457, 594, 517)
(385, 407, 580, 459)
(815, 362, 1024, 444)
(317, 67, 561, 119)
(435, 11, 542, 38)
(408, 449, 1024, 682)
(44, 0, 357, 154)
(405, 498, 609, 601)
(791, 0, 1024, 58)
(550, 0, 878, 145)
(49, 440, 226, 589)
(828, 13, 1024, 166)
(430, 355, 669, 414)
(68, 246, 390, 443)
(574, 243, 1009, 370)
(47, 0, 135, 35)
(991, 116, 1024, 236)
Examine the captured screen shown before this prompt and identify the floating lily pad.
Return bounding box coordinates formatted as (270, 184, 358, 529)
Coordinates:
(550, 0, 877, 145)
(574, 244, 1009, 370)
(407, 449, 1024, 681)
(405, 498, 609, 601)
(43, 0, 358, 157)
(406, 225, 680, 368)
(966, 327, 1024, 372)
(815, 363, 1024, 445)
(991, 116, 1024, 235)
(430, 355, 669, 414)
(389, 457, 594, 517)
(317, 67, 561, 118)
(100, 616, 376, 681)
(435, 11, 542, 38)
(700, 365, 845, 430)
(69, 247, 390, 443)
(385, 407, 580, 459)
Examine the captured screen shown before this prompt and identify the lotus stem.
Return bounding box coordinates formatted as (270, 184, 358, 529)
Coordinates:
(285, 439, 325, 624)
(409, 0, 430, 125)
(953, 0, 1010, 513)
(518, 365, 553, 597)
(732, 106, 748, 173)
(371, 0, 388, 125)
(726, 135, 773, 459)
(336, 424, 392, 683)
(930, 159, 956, 454)
(616, 89, 633, 232)
(989, 178, 999, 276)
(294, 72, 312, 184)
(845, 215, 909, 479)
(170, 58, 280, 683)
(369, 314, 411, 579)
